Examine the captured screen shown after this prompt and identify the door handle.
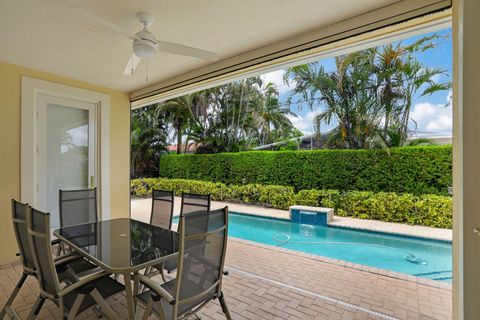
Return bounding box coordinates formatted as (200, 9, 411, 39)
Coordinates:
(474, 228, 480, 237)
(89, 176, 95, 189)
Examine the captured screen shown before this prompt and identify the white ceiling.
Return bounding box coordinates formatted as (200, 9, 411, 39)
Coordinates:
(0, 0, 400, 92)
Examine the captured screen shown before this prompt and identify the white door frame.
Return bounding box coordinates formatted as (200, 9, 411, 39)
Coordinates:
(21, 76, 111, 220)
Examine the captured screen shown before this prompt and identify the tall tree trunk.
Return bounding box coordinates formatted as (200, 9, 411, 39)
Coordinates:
(176, 126, 182, 155)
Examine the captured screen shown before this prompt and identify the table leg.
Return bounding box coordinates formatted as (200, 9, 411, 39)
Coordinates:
(123, 272, 136, 320)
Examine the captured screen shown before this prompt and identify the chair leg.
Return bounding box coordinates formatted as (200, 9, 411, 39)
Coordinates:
(90, 289, 119, 320)
(218, 292, 232, 320)
(26, 296, 45, 320)
(160, 268, 168, 283)
(141, 298, 154, 320)
(67, 294, 85, 320)
(58, 297, 66, 320)
(56, 242, 63, 256)
(0, 272, 29, 319)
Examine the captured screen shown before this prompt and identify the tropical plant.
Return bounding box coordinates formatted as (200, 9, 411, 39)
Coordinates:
(285, 33, 451, 149)
(160, 77, 298, 153)
(375, 34, 451, 147)
(156, 93, 198, 154)
(286, 51, 381, 149)
(131, 107, 169, 178)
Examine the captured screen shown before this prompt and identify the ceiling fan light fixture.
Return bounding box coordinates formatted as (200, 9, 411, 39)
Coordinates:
(133, 39, 157, 59)
(133, 29, 158, 59)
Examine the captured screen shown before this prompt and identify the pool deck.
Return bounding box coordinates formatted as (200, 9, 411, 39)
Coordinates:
(0, 236, 452, 320)
(0, 199, 452, 319)
(131, 198, 452, 242)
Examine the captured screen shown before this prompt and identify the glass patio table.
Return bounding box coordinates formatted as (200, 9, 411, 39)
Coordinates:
(54, 218, 179, 319)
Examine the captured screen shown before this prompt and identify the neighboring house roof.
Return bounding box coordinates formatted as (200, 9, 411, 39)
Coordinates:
(253, 131, 453, 150)
(167, 143, 198, 152)
(253, 131, 333, 150)
(408, 132, 452, 145)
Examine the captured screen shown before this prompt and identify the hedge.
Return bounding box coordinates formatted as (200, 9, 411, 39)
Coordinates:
(131, 178, 452, 228)
(158, 146, 452, 195)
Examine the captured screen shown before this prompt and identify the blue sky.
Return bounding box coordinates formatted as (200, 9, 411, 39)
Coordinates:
(261, 28, 452, 137)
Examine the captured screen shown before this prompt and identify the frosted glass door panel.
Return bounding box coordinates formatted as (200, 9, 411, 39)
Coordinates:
(36, 95, 96, 228)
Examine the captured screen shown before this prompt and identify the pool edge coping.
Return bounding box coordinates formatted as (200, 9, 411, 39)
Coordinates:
(216, 205, 452, 242)
(228, 236, 453, 291)
(225, 209, 452, 243)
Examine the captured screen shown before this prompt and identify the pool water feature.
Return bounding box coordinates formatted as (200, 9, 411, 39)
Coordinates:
(175, 212, 452, 282)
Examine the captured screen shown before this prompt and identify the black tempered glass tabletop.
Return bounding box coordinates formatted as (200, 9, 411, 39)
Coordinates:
(54, 218, 179, 272)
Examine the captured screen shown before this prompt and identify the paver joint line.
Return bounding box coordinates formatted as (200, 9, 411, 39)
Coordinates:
(226, 265, 400, 320)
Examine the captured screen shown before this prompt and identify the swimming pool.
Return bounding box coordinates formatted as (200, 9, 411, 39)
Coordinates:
(177, 212, 452, 282)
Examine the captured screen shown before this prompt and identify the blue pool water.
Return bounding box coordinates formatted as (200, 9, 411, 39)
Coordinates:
(177, 213, 452, 282)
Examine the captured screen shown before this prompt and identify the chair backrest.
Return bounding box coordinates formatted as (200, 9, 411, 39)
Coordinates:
(174, 207, 228, 316)
(11, 199, 36, 273)
(150, 190, 174, 229)
(27, 207, 61, 298)
(180, 193, 211, 215)
(59, 188, 98, 227)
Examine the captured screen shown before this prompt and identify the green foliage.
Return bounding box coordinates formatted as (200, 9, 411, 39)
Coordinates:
(159, 146, 452, 195)
(130, 107, 168, 178)
(285, 33, 451, 149)
(154, 77, 297, 155)
(131, 178, 452, 228)
(131, 178, 226, 200)
(294, 189, 340, 208)
(336, 191, 452, 228)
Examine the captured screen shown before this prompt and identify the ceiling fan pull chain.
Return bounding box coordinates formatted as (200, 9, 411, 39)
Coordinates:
(131, 49, 134, 75)
(145, 59, 149, 82)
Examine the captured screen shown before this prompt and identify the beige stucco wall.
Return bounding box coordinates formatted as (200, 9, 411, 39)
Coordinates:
(0, 60, 131, 265)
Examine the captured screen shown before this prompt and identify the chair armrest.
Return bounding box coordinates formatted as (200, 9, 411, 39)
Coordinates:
(134, 274, 175, 304)
(53, 252, 82, 264)
(59, 270, 110, 297)
(51, 238, 61, 245)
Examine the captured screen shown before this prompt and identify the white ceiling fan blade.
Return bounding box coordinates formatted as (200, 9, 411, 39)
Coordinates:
(123, 53, 142, 75)
(69, 5, 139, 40)
(156, 40, 217, 61)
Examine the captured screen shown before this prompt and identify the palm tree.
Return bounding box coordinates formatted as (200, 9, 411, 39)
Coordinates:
(375, 35, 451, 146)
(157, 94, 198, 154)
(285, 33, 451, 149)
(131, 106, 168, 178)
(254, 82, 297, 145)
(185, 77, 296, 153)
(286, 51, 381, 149)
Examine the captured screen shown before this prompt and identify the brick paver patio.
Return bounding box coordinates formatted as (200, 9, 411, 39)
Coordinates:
(0, 236, 451, 319)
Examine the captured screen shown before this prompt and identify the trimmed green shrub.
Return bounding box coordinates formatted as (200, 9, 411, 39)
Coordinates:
(159, 146, 452, 195)
(294, 189, 340, 208)
(131, 178, 452, 228)
(131, 178, 227, 200)
(335, 191, 452, 228)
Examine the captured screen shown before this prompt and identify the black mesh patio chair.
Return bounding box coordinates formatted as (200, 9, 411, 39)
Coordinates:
(134, 207, 232, 320)
(59, 188, 98, 227)
(56, 188, 98, 254)
(0, 200, 99, 320)
(146, 192, 212, 283)
(25, 206, 124, 320)
(180, 192, 211, 215)
(143, 190, 176, 282)
(150, 190, 175, 230)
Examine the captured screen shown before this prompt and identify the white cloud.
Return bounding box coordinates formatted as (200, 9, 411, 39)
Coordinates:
(287, 110, 322, 135)
(261, 70, 296, 95)
(410, 92, 452, 135)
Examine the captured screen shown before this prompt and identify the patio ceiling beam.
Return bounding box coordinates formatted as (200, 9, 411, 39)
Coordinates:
(130, 0, 451, 108)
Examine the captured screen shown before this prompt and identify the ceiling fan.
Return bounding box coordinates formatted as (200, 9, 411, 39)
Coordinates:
(69, 6, 218, 76)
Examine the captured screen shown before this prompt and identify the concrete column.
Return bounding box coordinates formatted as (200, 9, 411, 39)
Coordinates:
(452, 0, 480, 319)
